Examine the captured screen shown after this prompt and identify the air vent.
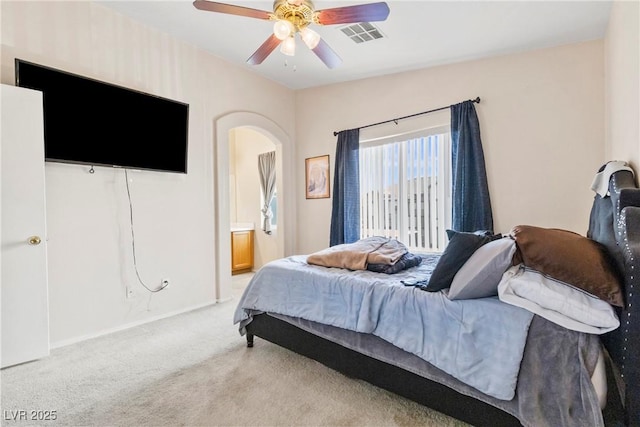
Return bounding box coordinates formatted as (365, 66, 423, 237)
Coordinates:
(339, 22, 384, 44)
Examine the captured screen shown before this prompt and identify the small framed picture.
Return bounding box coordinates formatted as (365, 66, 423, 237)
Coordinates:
(305, 155, 330, 199)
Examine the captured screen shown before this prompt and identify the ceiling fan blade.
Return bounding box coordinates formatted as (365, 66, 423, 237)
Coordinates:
(247, 34, 282, 65)
(311, 38, 342, 69)
(315, 2, 390, 25)
(193, 0, 272, 20)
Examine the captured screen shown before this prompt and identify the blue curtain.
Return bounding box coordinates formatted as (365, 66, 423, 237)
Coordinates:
(450, 101, 494, 232)
(330, 129, 360, 246)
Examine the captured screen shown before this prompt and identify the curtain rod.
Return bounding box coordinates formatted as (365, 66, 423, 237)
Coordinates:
(332, 97, 481, 136)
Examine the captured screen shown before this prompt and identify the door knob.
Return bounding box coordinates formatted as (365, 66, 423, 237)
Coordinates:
(28, 236, 42, 245)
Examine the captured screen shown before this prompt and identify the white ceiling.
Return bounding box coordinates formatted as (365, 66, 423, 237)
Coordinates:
(96, 0, 612, 90)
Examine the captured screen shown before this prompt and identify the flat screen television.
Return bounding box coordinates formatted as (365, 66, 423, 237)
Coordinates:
(15, 59, 189, 174)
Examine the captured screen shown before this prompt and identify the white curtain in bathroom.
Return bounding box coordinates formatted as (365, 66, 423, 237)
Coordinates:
(258, 151, 276, 234)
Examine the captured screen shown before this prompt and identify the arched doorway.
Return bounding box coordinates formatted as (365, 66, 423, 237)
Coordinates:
(214, 112, 294, 302)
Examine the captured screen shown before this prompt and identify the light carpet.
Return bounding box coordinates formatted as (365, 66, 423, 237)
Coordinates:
(1, 274, 468, 427)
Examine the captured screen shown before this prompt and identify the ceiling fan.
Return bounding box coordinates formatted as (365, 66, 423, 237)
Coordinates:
(193, 0, 390, 69)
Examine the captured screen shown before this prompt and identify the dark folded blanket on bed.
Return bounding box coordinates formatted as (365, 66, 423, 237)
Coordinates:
(366, 252, 422, 274)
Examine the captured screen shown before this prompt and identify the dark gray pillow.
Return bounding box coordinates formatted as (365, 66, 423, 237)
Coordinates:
(425, 230, 497, 292)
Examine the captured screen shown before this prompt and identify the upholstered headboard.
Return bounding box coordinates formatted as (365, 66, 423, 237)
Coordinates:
(588, 167, 640, 426)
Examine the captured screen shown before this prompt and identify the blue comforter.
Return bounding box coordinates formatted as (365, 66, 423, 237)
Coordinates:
(233, 255, 534, 400)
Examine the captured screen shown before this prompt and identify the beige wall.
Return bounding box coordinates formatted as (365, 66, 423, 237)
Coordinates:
(1, 0, 624, 344)
(295, 41, 605, 254)
(1, 1, 295, 345)
(605, 0, 640, 172)
(229, 134, 238, 222)
(230, 128, 279, 269)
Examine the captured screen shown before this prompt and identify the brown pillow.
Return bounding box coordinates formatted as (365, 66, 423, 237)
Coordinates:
(510, 225, 624, 307)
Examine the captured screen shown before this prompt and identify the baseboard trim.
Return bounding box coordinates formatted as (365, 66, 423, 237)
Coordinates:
(50, 300, 217, 349)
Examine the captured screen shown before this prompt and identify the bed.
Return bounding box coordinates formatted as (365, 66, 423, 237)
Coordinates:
(233, 166, 639, 427)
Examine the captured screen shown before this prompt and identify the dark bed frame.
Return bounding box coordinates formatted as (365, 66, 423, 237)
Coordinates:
(245, 168, 640, 427)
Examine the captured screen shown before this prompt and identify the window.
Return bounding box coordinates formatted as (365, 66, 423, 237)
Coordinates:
(269, 189, 277, 229)
(359, 127, 451, 252)
(261, 188, 277, 230)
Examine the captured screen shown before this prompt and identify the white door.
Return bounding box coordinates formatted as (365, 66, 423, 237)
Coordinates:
(1, 84, 49, 368)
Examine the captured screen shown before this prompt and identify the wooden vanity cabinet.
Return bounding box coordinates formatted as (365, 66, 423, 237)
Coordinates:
(231, 230, 254, 274)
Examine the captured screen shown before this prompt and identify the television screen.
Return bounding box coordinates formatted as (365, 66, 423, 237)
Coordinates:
(15, 59, 189, 174)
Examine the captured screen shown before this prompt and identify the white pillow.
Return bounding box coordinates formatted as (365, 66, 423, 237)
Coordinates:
(448, 237, 517, 300)
(497, 265, 620, 334)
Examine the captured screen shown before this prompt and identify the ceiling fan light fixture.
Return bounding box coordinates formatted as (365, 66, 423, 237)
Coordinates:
(299, 27, 321, 49)
(193, 0, 390, 68)
(273, 19, 294, 40)
(280, 35, 296, 56)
